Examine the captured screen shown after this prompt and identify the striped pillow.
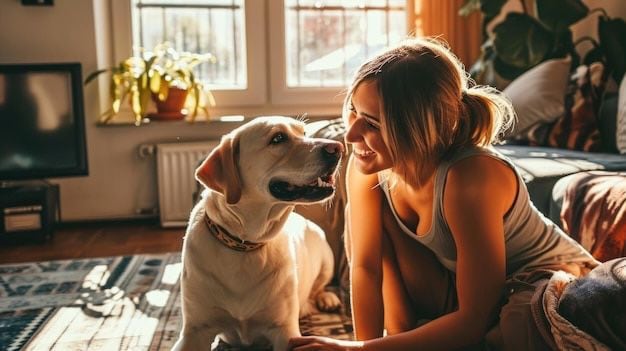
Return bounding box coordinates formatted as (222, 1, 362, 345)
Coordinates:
(523, 63, 607, 152)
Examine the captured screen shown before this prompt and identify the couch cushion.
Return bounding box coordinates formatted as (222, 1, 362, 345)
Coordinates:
(495, 145, 626, 215)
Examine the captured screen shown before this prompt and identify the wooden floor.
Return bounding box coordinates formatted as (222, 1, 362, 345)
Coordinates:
(0, 219, 184, 264)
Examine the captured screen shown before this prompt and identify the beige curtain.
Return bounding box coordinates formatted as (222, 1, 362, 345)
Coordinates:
(418, 0, 482, 69)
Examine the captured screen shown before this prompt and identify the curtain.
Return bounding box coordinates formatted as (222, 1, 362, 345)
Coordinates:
(418, 0, 482, 69)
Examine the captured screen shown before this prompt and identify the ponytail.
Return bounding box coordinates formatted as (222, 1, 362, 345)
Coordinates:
(456, 86, 515, 148)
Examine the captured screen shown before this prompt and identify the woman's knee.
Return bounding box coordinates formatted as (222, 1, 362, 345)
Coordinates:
(496, 282, 552, 351)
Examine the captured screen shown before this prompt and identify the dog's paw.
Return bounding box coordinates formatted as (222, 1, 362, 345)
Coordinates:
(315, 291, 341, 313)
(300, 300, 319, 317)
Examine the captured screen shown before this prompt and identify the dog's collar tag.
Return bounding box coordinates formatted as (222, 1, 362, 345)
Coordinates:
(204, 214, 265, 252)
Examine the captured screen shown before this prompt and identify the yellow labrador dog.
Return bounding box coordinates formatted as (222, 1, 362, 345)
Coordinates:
(173, 116, 343, 351)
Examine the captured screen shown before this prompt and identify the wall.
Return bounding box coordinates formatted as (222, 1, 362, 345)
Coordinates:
(0, 0, 624, 222)
(499, 0, 626, 45)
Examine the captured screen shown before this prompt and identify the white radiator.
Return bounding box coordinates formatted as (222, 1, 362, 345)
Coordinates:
(156, 141, 219, 227)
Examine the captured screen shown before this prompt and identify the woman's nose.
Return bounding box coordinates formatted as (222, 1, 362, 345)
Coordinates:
(344, 117, 362, 144)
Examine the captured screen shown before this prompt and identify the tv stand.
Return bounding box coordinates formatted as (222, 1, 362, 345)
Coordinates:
(0, 180, 59, 243)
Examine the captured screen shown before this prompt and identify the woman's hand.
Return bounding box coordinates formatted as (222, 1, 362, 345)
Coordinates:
(287, 336, 365, 351)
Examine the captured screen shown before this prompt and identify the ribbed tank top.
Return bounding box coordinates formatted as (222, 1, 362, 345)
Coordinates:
(379, 146, 596, 276)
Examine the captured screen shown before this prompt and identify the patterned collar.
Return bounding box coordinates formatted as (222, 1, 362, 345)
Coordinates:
(204, 213, 265, 252)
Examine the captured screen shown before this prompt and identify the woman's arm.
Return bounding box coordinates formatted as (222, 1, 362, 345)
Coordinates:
(345, 155, 386, 340)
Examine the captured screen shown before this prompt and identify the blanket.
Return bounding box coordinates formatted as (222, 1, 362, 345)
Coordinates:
(542, 259, 626, 351)
(0, 253, 353, 350)
(560, 171, 626, 262)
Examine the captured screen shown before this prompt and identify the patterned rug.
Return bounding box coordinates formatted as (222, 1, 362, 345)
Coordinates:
(0, 253, 353, 350)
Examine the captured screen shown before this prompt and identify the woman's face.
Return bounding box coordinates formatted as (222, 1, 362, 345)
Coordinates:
(344, 80, 393, 174)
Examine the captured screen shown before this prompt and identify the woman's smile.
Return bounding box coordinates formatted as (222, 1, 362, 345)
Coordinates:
(353, 148, 376, 158)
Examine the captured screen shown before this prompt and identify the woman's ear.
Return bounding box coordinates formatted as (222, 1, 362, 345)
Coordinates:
(195, 134, 242, 205)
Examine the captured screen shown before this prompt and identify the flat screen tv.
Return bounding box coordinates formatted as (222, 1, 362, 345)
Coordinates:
(0, 63, 88, 181)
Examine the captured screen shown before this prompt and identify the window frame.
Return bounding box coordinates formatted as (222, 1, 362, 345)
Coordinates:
(105, 0, 413, 119)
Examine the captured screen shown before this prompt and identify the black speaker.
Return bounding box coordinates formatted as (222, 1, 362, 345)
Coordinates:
(0, 181, 59, 243)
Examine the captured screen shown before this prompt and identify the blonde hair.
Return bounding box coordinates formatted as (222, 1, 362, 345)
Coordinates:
(343, 37, 515, 186)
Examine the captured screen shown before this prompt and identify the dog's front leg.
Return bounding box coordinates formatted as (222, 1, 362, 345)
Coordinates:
(172, 326, 219, 351)
(267, 322, 300, 351)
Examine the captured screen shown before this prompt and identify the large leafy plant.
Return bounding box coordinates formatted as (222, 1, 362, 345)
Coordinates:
(85, 43, 215, 125)
(460, 0, 626, 85)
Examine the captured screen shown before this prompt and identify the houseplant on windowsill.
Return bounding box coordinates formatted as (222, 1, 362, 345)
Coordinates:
(85, 43, 216, 126)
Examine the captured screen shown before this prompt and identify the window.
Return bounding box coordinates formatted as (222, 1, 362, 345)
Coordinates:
(108, 0, 414, 118)
(131, 0, 246, 89)
(284, 0, 407, 88)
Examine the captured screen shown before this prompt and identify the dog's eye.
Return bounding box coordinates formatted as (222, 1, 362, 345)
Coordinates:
(270, 132, 288, 145)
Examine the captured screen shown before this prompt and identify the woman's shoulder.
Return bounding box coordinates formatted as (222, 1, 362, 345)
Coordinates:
(443, 150, 517, 216)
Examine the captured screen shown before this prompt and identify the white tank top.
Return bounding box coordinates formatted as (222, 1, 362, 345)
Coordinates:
(379, 146, 596, 276)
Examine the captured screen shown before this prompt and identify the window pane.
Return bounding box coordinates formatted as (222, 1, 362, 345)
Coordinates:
(285, 0, 406, 88)
(131, 0, 246, 89)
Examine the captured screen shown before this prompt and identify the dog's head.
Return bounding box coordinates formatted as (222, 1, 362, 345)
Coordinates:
(196, 116, 344, 205)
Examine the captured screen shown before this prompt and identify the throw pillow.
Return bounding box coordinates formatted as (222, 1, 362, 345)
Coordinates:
(503, 57, 572, 137)
(521, 62, 607, 152)
(618, 74, 626, 154)
(546, 62, 606, 151)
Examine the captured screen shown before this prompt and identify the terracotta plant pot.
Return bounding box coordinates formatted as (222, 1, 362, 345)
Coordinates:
(148, 87, 189, 121)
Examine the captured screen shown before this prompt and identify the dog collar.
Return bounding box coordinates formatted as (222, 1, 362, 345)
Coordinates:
(204, 213, 265, 252)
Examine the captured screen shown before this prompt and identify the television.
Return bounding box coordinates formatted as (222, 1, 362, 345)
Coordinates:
(0, 63, 88, 182)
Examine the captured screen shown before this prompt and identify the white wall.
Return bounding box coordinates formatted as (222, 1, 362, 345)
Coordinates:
(0, 0, 624, 222)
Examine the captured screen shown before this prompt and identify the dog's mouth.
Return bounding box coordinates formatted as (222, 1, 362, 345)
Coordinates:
(269, 168, 338, 202)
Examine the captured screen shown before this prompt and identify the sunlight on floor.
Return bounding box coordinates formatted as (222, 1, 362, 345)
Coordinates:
(161, 262, 182, 285)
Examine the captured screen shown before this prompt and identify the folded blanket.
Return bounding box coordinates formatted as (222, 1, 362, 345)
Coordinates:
(542, 271, 610, 351)
(542, 259, 626, 351)
(560, 172, 626, 262)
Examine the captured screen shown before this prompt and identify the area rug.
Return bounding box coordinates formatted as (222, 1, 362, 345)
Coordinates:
(0, 253, 353, 350)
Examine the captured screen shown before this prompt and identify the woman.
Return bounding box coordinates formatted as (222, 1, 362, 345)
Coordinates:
(288, 37, 598, 350)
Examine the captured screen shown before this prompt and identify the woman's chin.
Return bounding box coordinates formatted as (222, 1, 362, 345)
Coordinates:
(354, 157, 383, 174)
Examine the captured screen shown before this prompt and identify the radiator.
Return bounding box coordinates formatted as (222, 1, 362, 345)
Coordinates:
(156, 141, 219, 227)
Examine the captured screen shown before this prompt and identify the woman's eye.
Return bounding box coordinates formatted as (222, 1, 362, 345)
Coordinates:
(365, 118, 380, 130)
(367, 121, 379, 130)
(270, 132, 287, 144)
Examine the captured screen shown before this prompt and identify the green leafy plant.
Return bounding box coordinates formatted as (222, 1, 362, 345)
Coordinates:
(85, 43, 216, 125)
(460, 0, 626, 85)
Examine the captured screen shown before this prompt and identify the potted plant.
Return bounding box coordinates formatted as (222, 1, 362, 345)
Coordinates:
(85, 43, 216, 126)
(460, 0, 626, 86)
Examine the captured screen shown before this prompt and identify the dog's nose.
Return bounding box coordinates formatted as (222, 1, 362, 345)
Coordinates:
(323, 141, 344, 155)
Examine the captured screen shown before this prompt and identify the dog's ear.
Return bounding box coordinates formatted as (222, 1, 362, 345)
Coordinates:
(195, 135, 242, 205)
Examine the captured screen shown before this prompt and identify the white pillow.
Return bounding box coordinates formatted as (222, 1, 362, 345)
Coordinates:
(503, 57, 572, 137)
(618, 73, 626, 154)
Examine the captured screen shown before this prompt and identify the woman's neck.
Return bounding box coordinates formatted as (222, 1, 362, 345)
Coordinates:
(389, 167, 436, 200)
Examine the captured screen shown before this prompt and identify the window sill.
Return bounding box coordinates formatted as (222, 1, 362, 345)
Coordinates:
(95, 114, 248, 127)
(95, 113, 340, 127)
